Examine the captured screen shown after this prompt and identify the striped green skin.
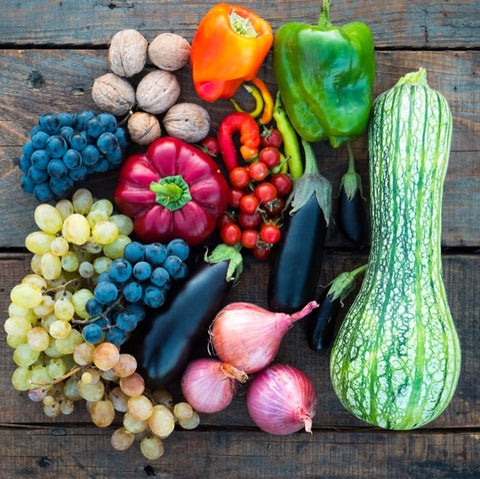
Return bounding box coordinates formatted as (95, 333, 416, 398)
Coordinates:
(330, 69, 461, 430)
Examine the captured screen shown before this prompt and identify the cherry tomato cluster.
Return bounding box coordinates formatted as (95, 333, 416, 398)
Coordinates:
(217, 128, 293, 260)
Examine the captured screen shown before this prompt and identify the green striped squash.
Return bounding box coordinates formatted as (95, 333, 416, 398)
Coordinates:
(330, 68, 461, 430)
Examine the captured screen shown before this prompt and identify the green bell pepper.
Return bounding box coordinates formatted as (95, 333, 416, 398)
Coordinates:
(273, 0, 375, 147)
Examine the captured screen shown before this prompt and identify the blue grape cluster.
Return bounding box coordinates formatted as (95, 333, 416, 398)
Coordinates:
(82, 239, 190, 346)
(19, 110, 130, 202)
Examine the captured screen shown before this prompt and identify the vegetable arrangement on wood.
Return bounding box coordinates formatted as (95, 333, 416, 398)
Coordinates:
(5, 0, 461, 463)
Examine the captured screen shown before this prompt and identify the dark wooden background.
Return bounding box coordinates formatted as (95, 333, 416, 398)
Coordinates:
(0, 1, 479, 478)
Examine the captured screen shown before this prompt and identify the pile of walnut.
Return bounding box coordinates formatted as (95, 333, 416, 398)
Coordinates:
(92, 29, 210, 145)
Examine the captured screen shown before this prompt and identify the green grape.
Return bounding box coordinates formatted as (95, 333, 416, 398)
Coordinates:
(63, 375, 82, 401)
(33, 294, 55, 317)
(173, 402, 193, 422)
(89, 399, 115, 427)
(123, 412, 147, 434)
(50, 236, 70, 256)
(13, 343, 41, 367)
(92, 220, 119, 245)
(62, 213, 91, 245)
(41, 313, 58, 331)
(55, 199, 74, 220)
(40, 252, 62, 280)
(93, 256, 112, 274)
(84, 238, 103, 254)
(34, 203, 63, 234)
(49, 320, 72, 339)
(127, 395, 153, 422)
(60, 398, 75, 415)
(61, 251, 80, 272)
(109, 214, 134, 236)
(30, 254, 43, 274)
(25, 231, 55, 255)
(109, 387, 129, 413)
(27, 326, 50, 352)
(8, 302, 37, 323)
(71, 288, 94, 319)
(4, 316, 32, 336)
(178, 411, 200, 430)
(77, 379, 105, 402)
(55, 329, 83, 355)
(72, 188, 93, 215)
(54, 289, 72, 301)
(31, 365, 53, 387)
(22, 273, 48, 291)
(73, 341, 95, 366)
(140, 436, 164, 461)
(78, 261, 94, 279)
(10, 283, 43, 309)
(11, 366, 33, 391)
(103, 234, 131, 259)
(148, 405, 175, 438)
(6, 333, 27, 349)
(90, 199, 114, 218)
(44, 336, 64, 358)
(43, 401, 61, 418)
(47, 357, 67, 380)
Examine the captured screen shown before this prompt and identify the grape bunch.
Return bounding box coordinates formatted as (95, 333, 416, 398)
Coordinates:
(83, 239, 190, 347)
(18, 110, 130, 202)
(5, 187, 199, 460)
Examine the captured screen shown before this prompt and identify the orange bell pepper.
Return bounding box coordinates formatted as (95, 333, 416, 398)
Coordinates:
(190, 3, 273, 102)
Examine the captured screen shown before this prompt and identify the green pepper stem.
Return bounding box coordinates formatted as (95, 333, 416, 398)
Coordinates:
(318, 0, 332, 29)
(150, 175, 192, 212)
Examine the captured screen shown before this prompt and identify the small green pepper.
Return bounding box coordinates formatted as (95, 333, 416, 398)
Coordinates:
(273, 0, 375, 147)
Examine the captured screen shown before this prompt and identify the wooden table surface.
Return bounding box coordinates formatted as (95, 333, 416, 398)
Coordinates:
(1, 1, 479, 478)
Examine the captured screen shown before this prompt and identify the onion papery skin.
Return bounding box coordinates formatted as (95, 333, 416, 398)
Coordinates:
(181, 358, 246, 414)
(210, 301, 318, 373)
(246, 364, 317, 435)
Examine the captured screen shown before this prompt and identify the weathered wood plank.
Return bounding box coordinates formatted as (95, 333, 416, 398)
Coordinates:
(1, 253, 478, 429)
(0, 0, 478, 49)
(0, 426, 478, 479)
(0, 49, 478, 248)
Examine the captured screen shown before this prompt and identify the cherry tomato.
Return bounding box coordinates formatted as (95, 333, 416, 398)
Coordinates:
(229, 188, 244, 208)
(217, 212, 234, 229)
(241, 229, 259, 249)
(270, 173, 293, 197)
(229, 167, 250, 189)
(252, 243, 271, 260)
(248, 161, 269, 182)
(259, 147, 281, 169)
(239, 194, 259, 215)
(238, 211, 262, 229)
(254, 182, 277, 204)
(200, 136, 220, 157)
(220, 223, 242, 245)
(264, 197, 285, 217)
(260, 128, 283, 149)
(260, 223, 281, 244)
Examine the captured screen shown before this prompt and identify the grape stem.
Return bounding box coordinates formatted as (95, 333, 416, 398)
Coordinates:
(30, 365, 82, 386)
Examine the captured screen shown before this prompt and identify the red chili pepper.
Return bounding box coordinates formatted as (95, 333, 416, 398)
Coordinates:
(217, 112, 261, 173)
(114, 137, 229, 246)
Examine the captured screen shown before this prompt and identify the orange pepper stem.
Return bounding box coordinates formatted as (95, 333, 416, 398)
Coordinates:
(251, 77, 274, 125)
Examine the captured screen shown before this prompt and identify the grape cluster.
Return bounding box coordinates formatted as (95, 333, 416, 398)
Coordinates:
(5, 188, 199, 460)
(83, 239, 190, 346)
(18, 110, 130, 202)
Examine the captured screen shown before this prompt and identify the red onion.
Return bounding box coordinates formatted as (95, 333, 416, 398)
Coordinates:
(181, 358, 248, 414)
(246, 364, 317, 435)
(210, 301, 318, 373)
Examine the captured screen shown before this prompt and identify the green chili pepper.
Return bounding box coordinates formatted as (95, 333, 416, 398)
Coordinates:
(273, 0, 375, 148)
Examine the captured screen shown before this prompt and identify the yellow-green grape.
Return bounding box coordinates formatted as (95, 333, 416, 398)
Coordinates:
(148, 405, 175, 438)
(84, 238, 103, 254)
(54, 289, 72, 301)
(127, 395, 154, 422)
(55, 199, 74, 220)
(22, 273, 48, 291)
(4, 316, 32, 336)
(109, 214, 134, 236)
(103, 234, 131, 259)
(178, 411, 200, 430)
(71, 289, 94, 319)
(100, 369, 118, 382)
(53, 297, 75, 321)
(44, 336, 63, 358)
(73, 341, 95, 366)
(34, 203, 63, 234)
(43, 401, 61, 418)
(88, 199, 114, 220)
(92, 342, 120, 371)
(49, 320, 72, 339)
(27, 326, 50, 352)
(30, 364, 53, 387)
(76, 379, 105, 402)
(25, 231, 55, 255)
(111, 427, 135, 451)
(11, 366, 33, 391)
(62, 213, 91, 245)
(63, 375, 82, 401)
(33, 294, 55, 317)
(47, 357, 67, 380)
(50, 236, 69, 256)
(78, 261, 94, 279)
(151, 389, 173, 408)
(6, 333, 27, 349)
(10, 283, 43, 309)
(173, 402, 194, 422)
(55, 329, 83, 355)
(109, 387, 129, 413)
(61, 251, 80, 272)
(140, 436, 165, 461)
(41, 252, 62, 280)
(43, 394, 56, 407)
(8, 302, 37, 323)
(93, 256, 112, 275)
(72, 188, 93, 215)
(92, 220, 119, 245)
(90, 399, 116, 427)
(30, 254, 43, 274)
(60, 398, 75, 415)
(123, 412, 147, 434)
(41, 313, 57, 331)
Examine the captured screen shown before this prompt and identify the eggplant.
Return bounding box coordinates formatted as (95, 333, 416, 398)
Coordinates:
(268, 139, 331, 313)
(130, 244, 243, 387)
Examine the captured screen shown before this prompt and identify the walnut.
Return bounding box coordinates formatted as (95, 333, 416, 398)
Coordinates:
(135, 70, 180, 115)
(148, 33, 191, 71)
(162, 103, 211, 143)
(127, 111, 162, 146)
(91, 73, 136, 116)
(108, 29, 148, 77)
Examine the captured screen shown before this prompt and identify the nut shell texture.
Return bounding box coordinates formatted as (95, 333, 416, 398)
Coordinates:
(92, 73, 136, 116)
(127, 112, 162, 146)
(148, 33, 191, 71)
(162, 103, 211, 143)
(108, 29, 148, 77)
(136, 70, 181, 115)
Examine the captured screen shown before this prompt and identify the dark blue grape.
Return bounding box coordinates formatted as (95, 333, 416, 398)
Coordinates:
(116, 310, 138, 333)
(91, 157, 110, 173)
(62, 149, 82, 169)
(85, 297, 104, 317)
(123, 281, 143, 303)
(45, 135, 68, 158)
(124, 302, 146, 322)
(163, 255, 187, 280)
(82, 322, 105, 344)
(29, 125, 43, 137)
(96, 272, 111, 283)
(94, 281, 119, 304)
(68, 165, 89, 182)
(31, 131, 50, 149)
(166, 238, 190, 261)
(114, 127, 130, 148)
(108, 258, 132, 284)
(150, 266, 171, 289)
(74, 110, 95, 131)
(20, 175, 35, 194)
(105, 326, 126, 346)
(97, 132, 119, 155)
(33, 182, 54, 202)
(49, 176, 74, 197)
(47, 158, 68, 178)
(28, 166, 49, 183)
(145, 243, 167, 265)
(39, 113, 61, 134)
(106, 146, 123, 165)
(85, 117, 107, 139)
(70, 131, 88, 151)
(30, 150, 50, 170)
(57, 112, 75, 127)
(80, 144, 100, 166)
(132, 261, 152, 281)
(22, 141, 35, 159)
(97, 113, 117, 133)
(143, 285, 166, 308)
(123, 241, 145, 264)
(19, 154, 32, 173)
(60, 126, 75, 143)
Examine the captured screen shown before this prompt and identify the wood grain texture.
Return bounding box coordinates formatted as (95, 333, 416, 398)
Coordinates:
(0, 0, 478, 49)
